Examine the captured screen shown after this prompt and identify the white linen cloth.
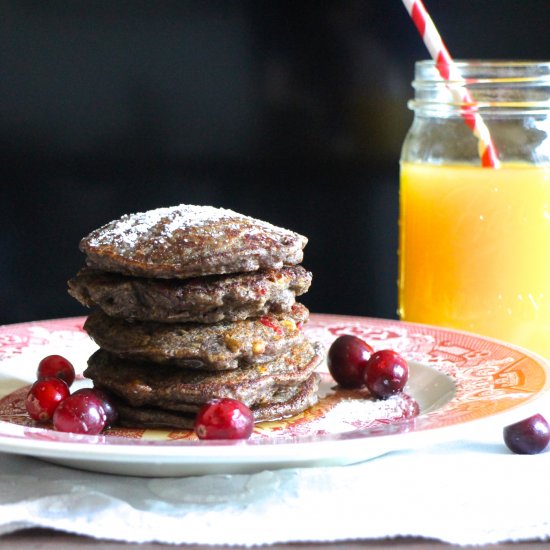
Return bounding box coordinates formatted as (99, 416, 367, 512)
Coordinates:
(0, 415, 549, 547)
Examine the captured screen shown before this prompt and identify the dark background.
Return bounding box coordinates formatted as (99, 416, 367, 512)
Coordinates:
(1, 0, 548, 325)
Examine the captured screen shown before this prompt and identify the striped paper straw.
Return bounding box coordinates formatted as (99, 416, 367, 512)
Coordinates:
(401, 0, 500, 167)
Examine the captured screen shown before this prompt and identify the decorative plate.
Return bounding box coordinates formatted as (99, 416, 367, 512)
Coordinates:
(0, 314, 547, 476)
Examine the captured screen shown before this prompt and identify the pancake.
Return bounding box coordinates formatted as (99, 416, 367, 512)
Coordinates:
(107, 373, 321, 429)
(79, 204, 307, 279)
(84, 340, 323, 411)
(83, 303, 310, 370)
(68, 266, 312, 324)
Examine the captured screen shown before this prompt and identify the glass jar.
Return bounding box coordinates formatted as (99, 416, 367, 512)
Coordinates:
(398, 61, 550, 357)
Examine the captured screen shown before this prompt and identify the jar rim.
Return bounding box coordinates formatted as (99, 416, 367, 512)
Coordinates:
(410, 60, 550, 114)
(416, 60, 550, 67)
(414, 60, 550, 83)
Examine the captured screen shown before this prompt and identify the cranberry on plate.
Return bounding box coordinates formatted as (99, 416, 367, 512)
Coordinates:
(25, 377, 71, 422)
(37, 354, 76, 387)
(194, 398, 254, 440)
(72, 387, 119, 428)
(364, 349, 409, 399)
(327, 335, 374, 388)
(53, 392, 108, 435)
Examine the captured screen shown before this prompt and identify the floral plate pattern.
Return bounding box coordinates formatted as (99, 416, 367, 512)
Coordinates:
(0, 314, 547, 476)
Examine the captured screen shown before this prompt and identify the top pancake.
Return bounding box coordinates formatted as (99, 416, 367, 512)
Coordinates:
(79, 204, 308, 279)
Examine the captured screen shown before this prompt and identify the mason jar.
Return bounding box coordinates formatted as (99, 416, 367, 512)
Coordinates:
(398, 61, 550, 357)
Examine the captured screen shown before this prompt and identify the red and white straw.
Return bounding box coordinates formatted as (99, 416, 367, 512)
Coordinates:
(401, 0, 500, 168)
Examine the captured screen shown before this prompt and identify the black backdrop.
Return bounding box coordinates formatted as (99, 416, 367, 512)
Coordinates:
(1, 0, 548, 325)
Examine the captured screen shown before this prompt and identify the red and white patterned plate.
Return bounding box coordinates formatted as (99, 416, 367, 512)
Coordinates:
(0, 314, 548, 476)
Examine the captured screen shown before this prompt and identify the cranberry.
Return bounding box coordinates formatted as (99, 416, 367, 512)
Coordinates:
(364, 349, 408, 399)
(259, 316, 283, 335)
(327, 335, 374, 388)
(194, 398, 254, 440)
(503, 413, 550, 455)
(25, 378, 70, 422)
(73, 388, 119, 428)
(52, 392, 107, 435)
(37, 355, 76, 387)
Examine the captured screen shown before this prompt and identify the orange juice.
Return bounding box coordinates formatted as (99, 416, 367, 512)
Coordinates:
(398, 162, 550, 357)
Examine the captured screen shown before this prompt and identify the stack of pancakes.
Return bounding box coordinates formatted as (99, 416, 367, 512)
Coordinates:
(68, 204, 323, 429)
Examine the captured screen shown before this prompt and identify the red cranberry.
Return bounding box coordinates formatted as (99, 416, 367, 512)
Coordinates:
(25, 378, 70, 422)
(327, 335, 374, 388)
(194, 398, 254, 440)
(73, 388, 119, 428)
(52, 392, 107, 435)
(503, 413, 550, 455)
(364, 349, 408, 399)
(37, 355, 76, 387)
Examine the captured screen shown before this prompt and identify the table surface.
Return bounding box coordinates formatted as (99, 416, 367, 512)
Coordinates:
(2, 530, 550, 549)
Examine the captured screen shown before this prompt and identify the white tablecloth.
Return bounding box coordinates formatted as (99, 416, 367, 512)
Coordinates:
(1, 413, 550, 547)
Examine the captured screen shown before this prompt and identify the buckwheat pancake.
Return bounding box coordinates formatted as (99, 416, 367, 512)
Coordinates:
(68, 266, 312, 324)
(84, 340, 323, 411)
(105, 373, 322, 429)
(79, 204, 308, 279)
(83, 303, 310, 370)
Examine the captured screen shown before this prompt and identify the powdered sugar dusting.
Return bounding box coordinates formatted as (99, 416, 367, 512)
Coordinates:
(87, 205, 236, 248)
(85, 204, 303, 251)
(252, 379, 419, 440)
(304, 394, 418, 435)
